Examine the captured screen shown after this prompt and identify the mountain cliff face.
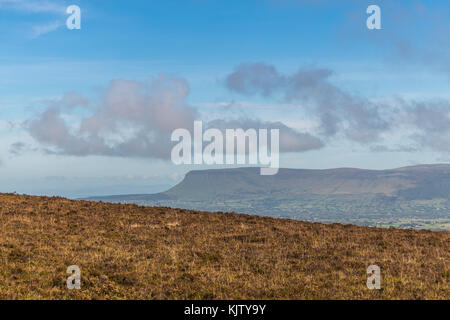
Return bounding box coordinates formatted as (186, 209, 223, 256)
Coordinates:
(86, 164, 450, 201)
(85, 165, 450, 231)
(164, 164, 450, 200)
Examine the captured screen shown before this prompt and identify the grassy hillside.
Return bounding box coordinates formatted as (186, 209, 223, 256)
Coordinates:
(0, 193, 448, 299)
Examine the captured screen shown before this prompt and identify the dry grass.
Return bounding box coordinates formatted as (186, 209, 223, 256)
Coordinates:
(0, 193, 448, 300)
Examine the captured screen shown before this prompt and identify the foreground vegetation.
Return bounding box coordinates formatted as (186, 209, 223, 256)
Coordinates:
(0, 193, 448, 299)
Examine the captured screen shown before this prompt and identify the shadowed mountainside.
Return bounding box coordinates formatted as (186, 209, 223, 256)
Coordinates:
(86, 164, 450, 201)
(84, 165, 450, 231)
(0, 194, 448, 299)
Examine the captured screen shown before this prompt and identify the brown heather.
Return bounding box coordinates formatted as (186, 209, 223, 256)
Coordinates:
(0, 193, 448, 300)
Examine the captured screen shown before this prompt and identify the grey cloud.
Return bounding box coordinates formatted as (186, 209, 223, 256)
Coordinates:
(370, 145, 418, 153)
(407, 100, 450, 153)
(226, 63, 391, 143)
(207, 118, 324, 153)
(411, 131, 450, 153)
(26, 66, 450, 159)
(26, 74, 323, 160)
(9, 141, 38, 156)
(10, 141, 27, 155)
(410, 101, 450, 133)
(225, 63, 284, 97)
(225, 62, 450, 154)
(26, 75, 198, 160)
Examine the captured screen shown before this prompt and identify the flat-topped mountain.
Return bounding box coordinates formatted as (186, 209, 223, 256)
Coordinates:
(85, 165, 450, 231)
(87, 164, 450, 200)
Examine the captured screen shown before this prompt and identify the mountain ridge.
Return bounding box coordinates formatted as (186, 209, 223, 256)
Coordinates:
(83, 164, 450, 201)
(82, 164, 450, 231)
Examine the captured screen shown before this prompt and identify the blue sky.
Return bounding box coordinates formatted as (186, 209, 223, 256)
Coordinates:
(1, 0, 450, 197)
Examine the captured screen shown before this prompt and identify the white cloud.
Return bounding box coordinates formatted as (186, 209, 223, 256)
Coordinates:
(26, 75, 199, 159)
(196, 101, 305, 110)
(0, 0, 65, 14)
(0, 0, 67, 37)
(31, 20, 63, 38)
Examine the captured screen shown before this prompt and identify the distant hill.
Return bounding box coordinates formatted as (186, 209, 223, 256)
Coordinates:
(86, 164, 450, 200)
(84, 165, 450, 231)
(0, 193, 448, 299)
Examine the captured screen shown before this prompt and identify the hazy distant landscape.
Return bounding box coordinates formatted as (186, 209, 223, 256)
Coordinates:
(85, 165, 450, 231)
